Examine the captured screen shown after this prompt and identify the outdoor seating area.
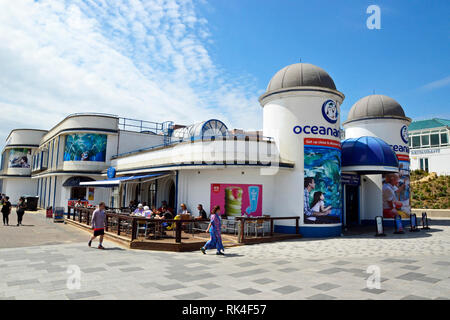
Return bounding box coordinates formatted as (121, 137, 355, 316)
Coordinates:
(66, 206, 302, 251)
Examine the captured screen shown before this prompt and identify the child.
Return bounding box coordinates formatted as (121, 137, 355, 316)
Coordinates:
(310, 191, 332, 215)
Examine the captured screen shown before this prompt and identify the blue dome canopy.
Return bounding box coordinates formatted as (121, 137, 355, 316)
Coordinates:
(341, 136, 399, 174)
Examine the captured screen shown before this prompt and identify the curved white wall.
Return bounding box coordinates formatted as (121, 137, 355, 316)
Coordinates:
(344, 117, 411, 221)
(261, 90, 344, 226)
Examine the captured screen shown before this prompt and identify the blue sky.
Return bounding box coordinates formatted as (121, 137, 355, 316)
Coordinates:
(0, 0, 448, 149)
(198, 0, 450, 119)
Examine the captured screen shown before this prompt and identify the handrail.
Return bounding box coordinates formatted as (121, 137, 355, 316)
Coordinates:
(66, 206, 298, 244)
(67, 206, 209, 243)
(111, 134, 275, 159)
(234, 216, 300, 243)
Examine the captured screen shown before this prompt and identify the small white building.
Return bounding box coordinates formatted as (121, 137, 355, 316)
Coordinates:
(342, 95, 412, 225)
(0, 129, 47, 204)
(408, 118, 450, 175)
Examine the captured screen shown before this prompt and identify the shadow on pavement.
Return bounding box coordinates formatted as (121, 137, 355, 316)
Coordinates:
(221, 253, 244, 258)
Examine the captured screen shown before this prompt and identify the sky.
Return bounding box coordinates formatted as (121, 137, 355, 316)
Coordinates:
(0, 0, 449, 150)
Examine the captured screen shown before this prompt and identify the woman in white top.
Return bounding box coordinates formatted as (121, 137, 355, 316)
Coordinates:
(310, 191, 332, 215)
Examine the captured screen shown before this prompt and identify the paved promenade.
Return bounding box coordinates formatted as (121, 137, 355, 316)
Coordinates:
(0, 211, 449, 300)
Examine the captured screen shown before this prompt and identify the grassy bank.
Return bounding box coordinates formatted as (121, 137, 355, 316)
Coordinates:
(410, 170, 450, 209)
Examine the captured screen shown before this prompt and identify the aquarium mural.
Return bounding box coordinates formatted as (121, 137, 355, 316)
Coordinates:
(64, 134, 107, 162)
(9, 148, 31, 168)
(304, 138, 341, 224)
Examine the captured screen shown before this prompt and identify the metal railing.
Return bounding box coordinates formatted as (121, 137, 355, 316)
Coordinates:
(67, 206, 209, 243)
(66, 207, 299, 244)
(111, 133, 275, 159)
(118, 118, 173, 136)
(234, 216, 300, 243)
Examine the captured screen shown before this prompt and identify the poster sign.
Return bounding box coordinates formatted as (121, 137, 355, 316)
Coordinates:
(382, 160, 410, 219)
(210, 183, 263, 217)
(8, 148, 31, 168)
(64, 133, 107, 162)
(304, 138, 341, 224)
(341, 173, 360, 186)
(88, 188, 95, 201)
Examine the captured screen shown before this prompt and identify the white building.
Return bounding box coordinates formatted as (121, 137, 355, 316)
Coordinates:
(2, 63, 417, 236)
(0, 129, 47, 204)
(342, 95, 412, 225)
(1, 113, 172, 208)
(408, 118, 450, 175)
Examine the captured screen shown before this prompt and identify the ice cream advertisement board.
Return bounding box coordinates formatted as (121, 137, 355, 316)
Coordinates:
(210, 183, 263, 217)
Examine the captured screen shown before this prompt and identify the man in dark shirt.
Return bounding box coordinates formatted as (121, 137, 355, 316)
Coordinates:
(197, 204, 208, 219)
(2, 196, 12, 226)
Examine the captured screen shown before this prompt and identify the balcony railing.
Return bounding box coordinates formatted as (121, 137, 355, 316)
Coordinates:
(111, 133, 275, 159)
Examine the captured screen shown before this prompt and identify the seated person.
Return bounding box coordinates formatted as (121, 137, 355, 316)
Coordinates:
(160, 206, 173, 219)
(133, 203, 145, 216)
(129, 200, 137, 212)
(195, 204, 208, 220)
(143, 206, 153, 218)
(178, 203, 190, 216)
(158, 200, 174, 214)
(150, 205, 159, 216)
(75, 199, 84, 208)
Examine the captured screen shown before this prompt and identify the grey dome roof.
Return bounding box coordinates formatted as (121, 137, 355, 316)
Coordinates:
(345, 95, 409, 123)
(266, 63, 337, 92)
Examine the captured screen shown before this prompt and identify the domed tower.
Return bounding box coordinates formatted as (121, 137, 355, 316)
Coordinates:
(343, 95, 412, 222)
(259, 63, 345, 237)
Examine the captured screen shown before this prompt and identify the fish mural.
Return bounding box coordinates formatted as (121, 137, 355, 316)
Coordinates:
(64, 134, 107, 162)
(304, 145, 342, 221)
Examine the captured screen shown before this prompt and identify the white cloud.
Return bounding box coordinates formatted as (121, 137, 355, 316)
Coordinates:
(0, 0, 262, 150)
(420, 75, 450, 92)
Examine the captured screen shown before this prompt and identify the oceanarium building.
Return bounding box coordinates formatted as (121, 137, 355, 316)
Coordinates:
(0, 63, 412, 237)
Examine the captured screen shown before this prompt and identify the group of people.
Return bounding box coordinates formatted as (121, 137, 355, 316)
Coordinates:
(87, 200, 224, 255)
(130, 201, 174, 220)
(1, 195, 26, 226)
(128, 201, 209, 221)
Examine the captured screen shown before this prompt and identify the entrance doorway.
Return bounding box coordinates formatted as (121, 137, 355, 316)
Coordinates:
(168, 181, 175, 210)
(345, 185, 359, 226)
(71, 187, 87, 200)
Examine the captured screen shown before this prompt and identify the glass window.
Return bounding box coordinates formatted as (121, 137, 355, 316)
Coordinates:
(412, 136, 421, 148)
(430, 134, 439, 146)
(441, 132, 448, 145)
(148, 182, 156, 207)
(421, 135, 429, 146)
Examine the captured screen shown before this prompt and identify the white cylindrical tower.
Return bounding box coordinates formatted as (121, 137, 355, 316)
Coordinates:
(343, 95, 412, 222)
(259, 63, 345, 237)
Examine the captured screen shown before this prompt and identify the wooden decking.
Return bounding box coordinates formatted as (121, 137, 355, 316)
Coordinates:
(65, 217, 302, 252)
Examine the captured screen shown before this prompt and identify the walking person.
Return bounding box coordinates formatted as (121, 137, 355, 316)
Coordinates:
(88, 202, 106, 249)
(16, 197, 26, 226)
(200, 205, 225, 255)
(2, 196, 12, 226)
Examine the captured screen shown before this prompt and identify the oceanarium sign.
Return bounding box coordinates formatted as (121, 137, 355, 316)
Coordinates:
(293, 125, 340, 138)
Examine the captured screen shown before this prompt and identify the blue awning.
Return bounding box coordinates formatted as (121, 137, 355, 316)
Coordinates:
(341, 136, 399, 174)
(79, 172, 171, 188)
